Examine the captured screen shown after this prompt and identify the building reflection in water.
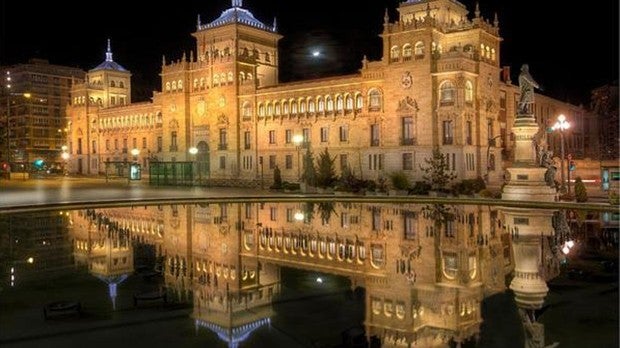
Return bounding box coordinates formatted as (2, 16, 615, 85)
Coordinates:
(60, 201, 576, 347)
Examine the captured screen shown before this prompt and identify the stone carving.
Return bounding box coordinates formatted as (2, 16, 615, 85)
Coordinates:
(517, 64, 540, 116)
(396, 96, 418, 112)
(168, 119, 179, 129)
(217, 113, 229, 125)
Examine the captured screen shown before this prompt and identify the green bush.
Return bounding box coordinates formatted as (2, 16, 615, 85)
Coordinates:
(452, 177, 487, 195)
(390, 171, 410, 190)
(410, 181, 431, 195)
(270, 166, 283, 190)
(574, 177, 588, 202)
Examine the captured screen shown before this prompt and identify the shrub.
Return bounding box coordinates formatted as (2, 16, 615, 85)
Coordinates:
(409, 181, 431, 195)
(390, 171, 410, 190)
(574, 177, 588, 202)
(270, 166, 283, 190)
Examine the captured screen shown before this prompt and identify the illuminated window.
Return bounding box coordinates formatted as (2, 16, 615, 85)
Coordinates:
(368, 89, 382, 111)
(440, 81, 455, 105)
(465, 80, 474, 103)
(414, 41, 425, 58)
(390, 45, 399, 62)
(402, 44, 412, 61)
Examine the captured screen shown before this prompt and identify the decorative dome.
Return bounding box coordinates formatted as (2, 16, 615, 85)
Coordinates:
(198, 0, 276, 32)
(92, 39, 128, 72)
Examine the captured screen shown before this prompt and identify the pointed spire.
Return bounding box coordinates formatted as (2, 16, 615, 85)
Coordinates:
(493, 12, 499, 27)
(273, 17, 277, 31)
(162, 55, 166, 66)
(383, 8, 389, 25)
(190, 50, 194, 62)
(182, 51, 187, 62)
(197, 14, 201, 30)
(232, 0, 242, 7)
(475, 2, 480, 18)
(105, 39, 113, 62)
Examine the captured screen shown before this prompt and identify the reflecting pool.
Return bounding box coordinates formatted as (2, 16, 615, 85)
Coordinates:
(0, 201, 617, 348)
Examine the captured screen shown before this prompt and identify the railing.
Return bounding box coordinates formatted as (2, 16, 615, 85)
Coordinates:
(401, 138, 416, 146)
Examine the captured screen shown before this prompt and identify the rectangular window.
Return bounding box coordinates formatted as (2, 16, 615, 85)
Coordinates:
(285, 154, 293, 169)
(404, 213, 416, 240)
(92, 140, 96, 154)
(114, 139, 118, 150)
(402, 117, 414, 145)
(269, 155, 276, 169)
(372, 209, 381, 231)
(466, 121, 472, 145)
(244, 131, 251, 149)
(370, 124, 380, 146)
(286, 208, 294, 222)
(132, 138, 137, 149)
(285, 129, 292, 144)
(320, 127, 329, 143)
(105, 139, 110, 151)
(340, 154, 348, 171)
(339, 125, 348, 142)
(269, 130, 276, 144)
(487, 119, 494, 139)
(157, 136, 162, 152)
(219, 156, 226, 169)
(402, 153, 413, 170)
(443, 121, 453, 145)
(170, 132, 177, 147)
(368, 154, 384, 171)
(219, 129, 227, 150)
(302, 128, 310, 144)
(142, 137, 147, 149)
(76, 138, 82, 155)
(270, 207, 277, 221)
(123, 138, 128, 153)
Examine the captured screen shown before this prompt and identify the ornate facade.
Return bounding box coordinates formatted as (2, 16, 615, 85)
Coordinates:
(66, 0, 595, 188)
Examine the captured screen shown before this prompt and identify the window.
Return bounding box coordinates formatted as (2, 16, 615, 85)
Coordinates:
(274, 102, 281, 116)
(318, 98, 325, 112)
(487, 119, 494, 139)
(114, 139, 118, 150)
(285, 129, 292, 144)
(402, 44, 412, 61)
(285, 155, 293, 169)
(269, 130, 276, 144)
(219, 129, 227, 150)
(142, 137, 147, 149)
(269, 155, 276, 169)
(105, 139, 110, 151)
(465, 81, 474, 103)
(372, 209, 381, 231)
(355, 94, 363, 110)
(110, 96, 116, 105)
(157, 137, 162, 152)
(370, 124, 380, 146)
(404, 212, 416, 240)
(368, 154, 384, 171)
(390, 46, 399, 62)
(440, 81, 455, 105)
(402, 117, 414, 145)
(242, 102, 252, 119)
(270, 207, 277, 221)
(402, 153, 413, 170)
(414, 41, 425, 58)
(499, 91, 507, 109)
(92, 140, 96, 154)
(244, 131, 251, 149)
(258, 104, 265, 117)
(336, 96, 344, 112)
(443, 121, 453, 145)
(302, 128, 310, 144)
(123, 138, 127, 152)
(219, 156, 226, 169)
(320, 127, 329, 143)
(326, 96, 334, 112)
(132, 138, 137, 149)
(345, 95, 354, 111)
(466, 121, 472, 145)
(369, 90, 382, 111)
(339, 125, 348, 142)
(170, 132, 177, 151)
(308, 100, 316, 113)
(340, 154, 348, 171)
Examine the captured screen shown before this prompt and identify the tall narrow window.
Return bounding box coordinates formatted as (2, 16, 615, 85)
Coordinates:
(219, 129, 227, 150)
(443, 121, 453, 145)
(402, 153, 413, 170)
(465, 81, 474, 104)
(370, 124, 380, 146)
(320, 127, 329, 143)
(244, 131, 251, 149)
(339, 125, 349, 142)
(402, 117, 414, 145)
(369, 90, 382, 111)
(440, 81, 455, 105)
(466, 121, 472, 145)
(487, 119, 494, 139)
(170, 132, 177, 151)
(285, 129, 292, 144)
(269, 130, 276, 144)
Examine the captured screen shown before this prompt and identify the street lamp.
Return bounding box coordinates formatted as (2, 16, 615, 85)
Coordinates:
(61, 151, 70, 176)
(551, 114, 570, 193)
(293, 134, 304, 181)
(188, 147, 199, 186)
(131, 148, 140, 161)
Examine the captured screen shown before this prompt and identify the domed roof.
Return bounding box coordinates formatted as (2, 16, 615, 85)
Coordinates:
(91, 39, 128, 72)
(198, 1, 276, 32)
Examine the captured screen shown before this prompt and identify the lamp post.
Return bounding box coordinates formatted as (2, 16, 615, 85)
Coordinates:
(189, 146, 199, 186)
(552, 114, 570, 194)
(293, 134, 303, 181)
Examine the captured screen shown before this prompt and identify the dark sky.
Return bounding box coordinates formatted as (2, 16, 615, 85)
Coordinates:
(2, 0, 618, 105)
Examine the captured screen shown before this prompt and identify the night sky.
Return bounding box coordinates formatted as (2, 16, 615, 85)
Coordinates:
(1, 0, 618, 105)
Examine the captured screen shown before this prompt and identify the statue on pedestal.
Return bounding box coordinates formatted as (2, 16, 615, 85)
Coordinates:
(517, 64, 540, 116)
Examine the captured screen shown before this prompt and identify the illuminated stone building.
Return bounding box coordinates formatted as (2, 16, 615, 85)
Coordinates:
(1, 59, 84, 170)
(66, 0, 596, 188)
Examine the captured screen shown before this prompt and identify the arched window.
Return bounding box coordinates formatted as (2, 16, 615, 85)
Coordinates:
(213, 75, 220, 85)
(247, 73, 253, 81)
(177, 80, 183, 90)
(491, 48, 496, 61)
(299, 100, 306, 113)
(283, 101, 290, 115)
(485, 46, 491, 59)
(465, 81, 474, 103)
(267, 103, 273, 116)
(308, 99, 316, 113)
(193, 79, 198, 89)
(110, 81, 116, 87)
(402, 44, 412, 61)
(171, 81, 177, 91)
(221, 73, 227, 84)
(368, 89, 382, 111)
(291, 101, 298, 114)
(119, 81, 124, 88)
(440, 80, 456, 105)
(326, 96, 334, 112)
(345, 95, 354, 110)
(355, 94, 363, 109)
(165, 82, 171, 92)
(274, 102, 281, 115)
(239, 72, 245, 81)
(200, 77, 205, 88)
(317, 97, 325, 112)
(258, 103, 265, 117)
(414, 41, 425, 58)
(227, 72, 233, 82)
(480, 44, 485, 57)
(336, 95, 344, 112)
(390, 46, 400, 62)
(242, 102, 252, 118)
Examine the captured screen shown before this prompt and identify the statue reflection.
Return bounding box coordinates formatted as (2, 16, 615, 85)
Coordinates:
(66, 201, 566, 347)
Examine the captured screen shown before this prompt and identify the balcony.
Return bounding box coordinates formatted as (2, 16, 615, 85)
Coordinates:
(218, 144, 228, 151)
(169, 145, 178, 152)
(370, 139, 380, 147)
(443, 138, 454, 145)
(401, 138, 416, 146)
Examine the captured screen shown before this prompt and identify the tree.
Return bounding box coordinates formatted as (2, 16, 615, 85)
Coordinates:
(420, 148, 456, 191)
(574, 177, 588, 202)
(316, 148, 337, 188)
(270, 165, 282, 190)
(301, 148, 317, 186)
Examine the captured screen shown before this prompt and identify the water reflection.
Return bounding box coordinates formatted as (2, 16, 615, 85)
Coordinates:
(0, 202, 617, 347)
